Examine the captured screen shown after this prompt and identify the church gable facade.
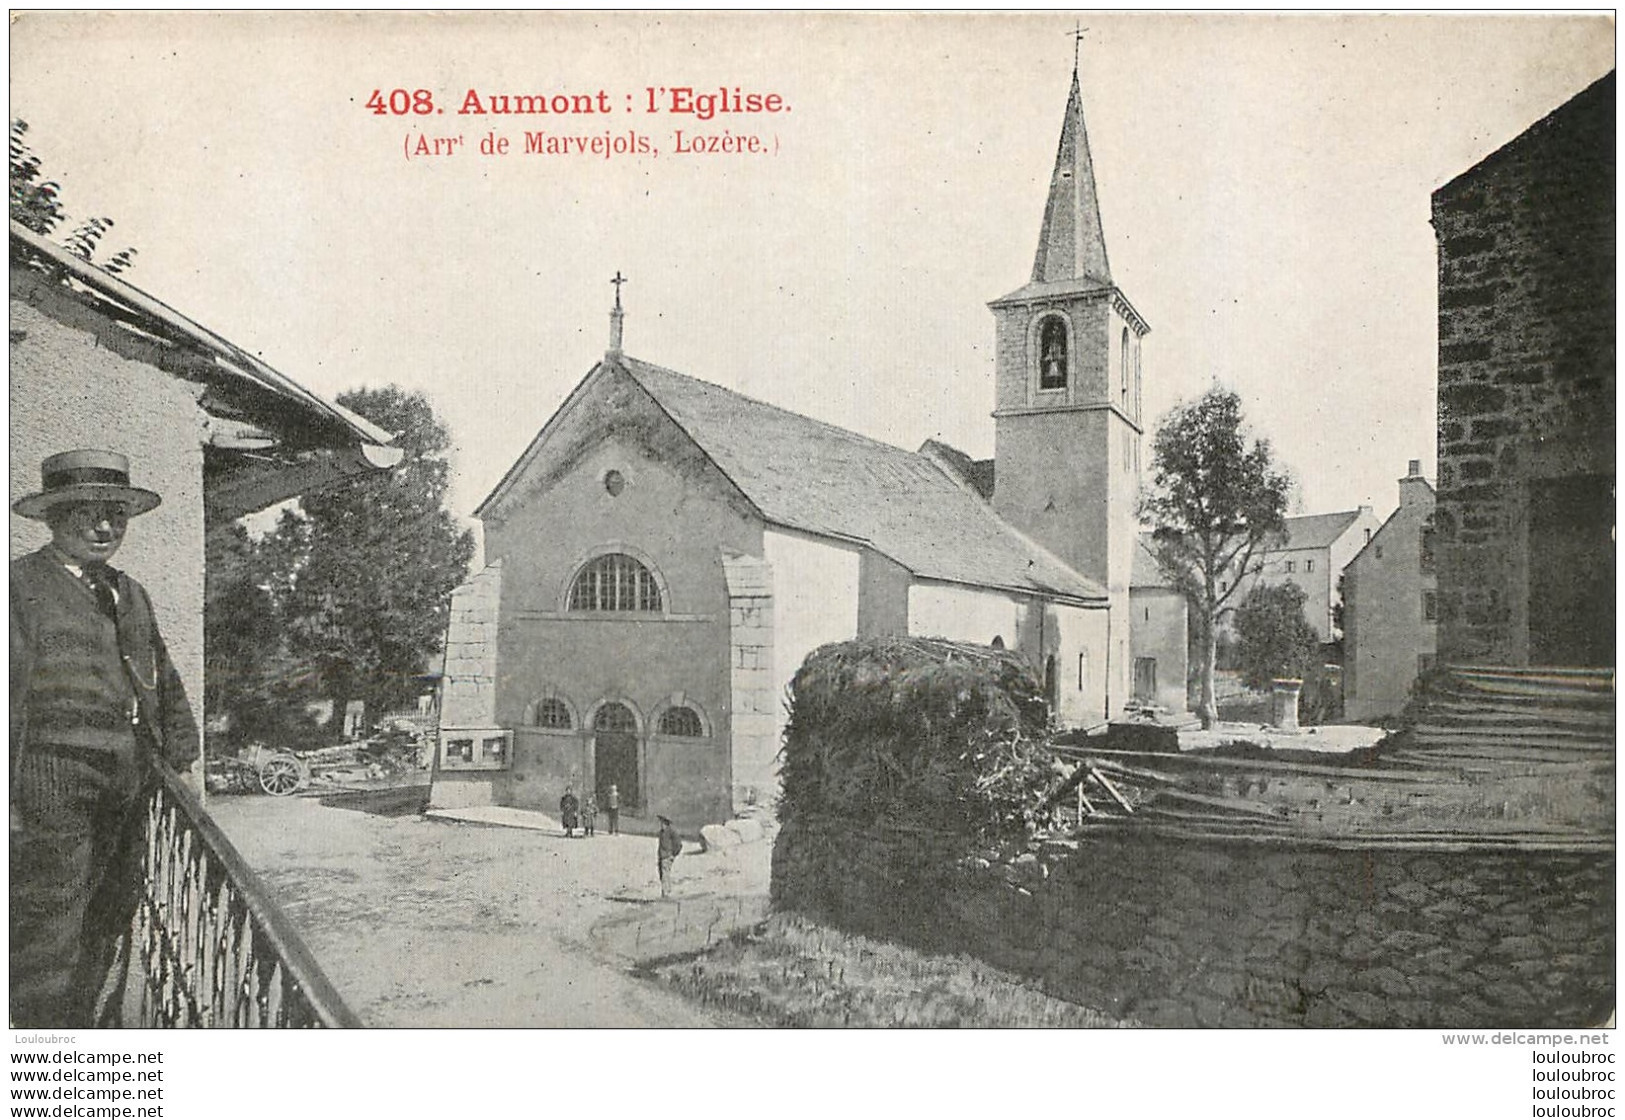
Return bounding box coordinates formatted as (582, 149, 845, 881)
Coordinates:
(436, 361, 764, 826)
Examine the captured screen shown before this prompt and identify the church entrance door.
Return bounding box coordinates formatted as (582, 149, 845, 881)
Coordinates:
(593, 702, 641, 810)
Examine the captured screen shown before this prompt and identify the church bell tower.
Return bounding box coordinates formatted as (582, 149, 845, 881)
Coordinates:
(990, 66, 1148, 710)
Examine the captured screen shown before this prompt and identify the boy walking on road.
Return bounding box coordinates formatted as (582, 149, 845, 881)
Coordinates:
(656, 815, 681, 899)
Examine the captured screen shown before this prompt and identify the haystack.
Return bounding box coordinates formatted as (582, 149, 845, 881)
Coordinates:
(780, 637, 1059, 843)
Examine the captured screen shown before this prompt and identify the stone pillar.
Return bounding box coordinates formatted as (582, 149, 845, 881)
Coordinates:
(432, 562, 505, 808)
(722, 550, 776, 815)
(1270, 679, 1302, 732)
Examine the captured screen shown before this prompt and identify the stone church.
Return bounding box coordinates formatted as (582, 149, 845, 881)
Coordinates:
(431, 71, 1163, 829)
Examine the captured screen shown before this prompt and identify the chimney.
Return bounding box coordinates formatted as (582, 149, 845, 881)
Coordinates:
(1399, 459, 1430, 507)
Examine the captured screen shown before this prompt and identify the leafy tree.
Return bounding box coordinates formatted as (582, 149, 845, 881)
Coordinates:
(9, 119, 137, 272)
(1141, 387, 1292, 728)
(203, 523, 322, 752)
(1232, 582, 1321, 692)
(1326, 571, 1347, 664)
(260, 387, 474, 732)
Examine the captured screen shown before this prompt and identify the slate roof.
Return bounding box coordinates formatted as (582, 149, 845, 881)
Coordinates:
(1273, 510, 1367, 552)
(620, 357, 1106, 604)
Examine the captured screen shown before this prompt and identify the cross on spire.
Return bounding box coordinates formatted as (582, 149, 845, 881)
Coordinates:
(1071, 22, 1090, 73)
(607, 271, 628, 355)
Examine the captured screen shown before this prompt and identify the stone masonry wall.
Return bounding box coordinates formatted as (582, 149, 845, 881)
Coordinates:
(1431, 73, 1614, 666)
(432, 562, 505, 808)
(774, 818, 1614, 1027)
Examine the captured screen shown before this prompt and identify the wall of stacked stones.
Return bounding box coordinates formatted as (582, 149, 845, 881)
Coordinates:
(773, 818, 1614, 1027)
(1431, 75, 1614, 665)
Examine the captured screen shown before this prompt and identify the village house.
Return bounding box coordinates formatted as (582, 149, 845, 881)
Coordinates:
(9, 221, 403, 760)
(1430, 71, 1614, 671)
(431, 69, 1176, 829)
(1342, 461, 1439, 721)
(1220, 508, 1381, 642)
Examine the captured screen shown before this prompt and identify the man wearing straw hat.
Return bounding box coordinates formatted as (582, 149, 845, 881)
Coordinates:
(10, 450, 199, 1027)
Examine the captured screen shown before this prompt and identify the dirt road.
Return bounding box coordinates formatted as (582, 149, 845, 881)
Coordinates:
(207, 787, 769, 1027)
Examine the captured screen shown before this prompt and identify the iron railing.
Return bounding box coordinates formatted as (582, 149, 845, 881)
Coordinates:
(124, 761, 359, 1027)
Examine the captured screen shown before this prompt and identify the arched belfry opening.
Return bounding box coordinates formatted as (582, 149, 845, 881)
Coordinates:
(1039, 316, 1070, 390)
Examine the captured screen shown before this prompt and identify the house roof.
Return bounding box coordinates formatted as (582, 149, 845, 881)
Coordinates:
(10, 221, 401, 520)
(1273, 510, 1368, 552)
(617, 357, 1106, 605)
(1348, 477, 1436, 569)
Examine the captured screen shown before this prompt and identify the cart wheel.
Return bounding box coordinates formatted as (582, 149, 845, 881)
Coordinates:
(259, 756, 304, 797)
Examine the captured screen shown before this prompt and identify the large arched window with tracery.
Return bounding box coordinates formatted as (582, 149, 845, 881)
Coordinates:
(568, 553, 663, 612)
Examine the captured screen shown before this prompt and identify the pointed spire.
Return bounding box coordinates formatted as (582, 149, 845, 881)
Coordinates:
(1030, 71, 1111, 285)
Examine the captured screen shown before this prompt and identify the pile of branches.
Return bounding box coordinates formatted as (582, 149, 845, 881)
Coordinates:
(780, 637, 1062, 844)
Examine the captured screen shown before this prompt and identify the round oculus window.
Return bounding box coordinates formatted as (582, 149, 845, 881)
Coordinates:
(604, 470, 626, 496)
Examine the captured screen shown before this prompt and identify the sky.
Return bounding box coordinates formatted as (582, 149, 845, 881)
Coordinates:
(8, 12, 1616, 531)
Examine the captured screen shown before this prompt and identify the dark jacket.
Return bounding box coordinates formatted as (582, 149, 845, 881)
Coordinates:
(10, 548, 199, 780)
(657, 821, 682, 861)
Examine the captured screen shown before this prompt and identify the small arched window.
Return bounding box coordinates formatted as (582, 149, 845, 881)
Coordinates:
(1038, 317, 1069, 390)
(657, 706, 704, 737)
(990, 635, 1005, 650)
(531, 698, 573, 730)
(569, 553, 662, 612)
(594, 702, 638, 733)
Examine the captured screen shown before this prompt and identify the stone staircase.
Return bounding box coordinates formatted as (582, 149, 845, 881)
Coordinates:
(1402, 666, 1615, 764)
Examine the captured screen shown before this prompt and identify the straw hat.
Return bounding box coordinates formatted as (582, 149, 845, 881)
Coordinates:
(13, 450, 162, 521)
